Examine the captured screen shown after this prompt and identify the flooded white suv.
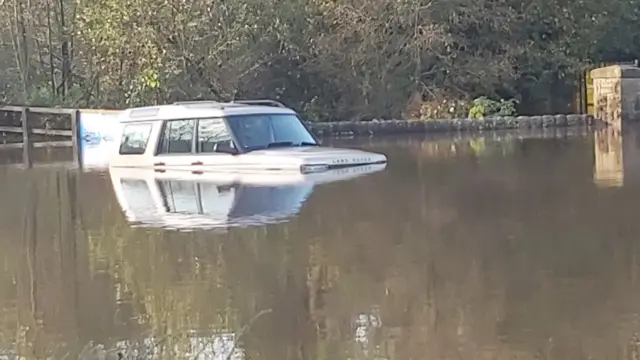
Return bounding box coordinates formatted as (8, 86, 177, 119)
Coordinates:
(109, 100, 387, 173)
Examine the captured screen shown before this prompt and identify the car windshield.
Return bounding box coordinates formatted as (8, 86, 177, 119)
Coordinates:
(226, 113, 318, 151)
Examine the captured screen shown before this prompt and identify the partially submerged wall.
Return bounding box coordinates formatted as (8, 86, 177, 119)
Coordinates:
(0, 105, 599, 143)
(308, 114, 596, 137)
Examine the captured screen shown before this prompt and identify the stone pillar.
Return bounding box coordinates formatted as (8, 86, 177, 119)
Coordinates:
(591, 65, 640, 130)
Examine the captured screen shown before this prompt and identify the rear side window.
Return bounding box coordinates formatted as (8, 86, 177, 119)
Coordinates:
(119, 123, 153, 155)
(157, 120, 196, 154)
(197, 118, 233, 153)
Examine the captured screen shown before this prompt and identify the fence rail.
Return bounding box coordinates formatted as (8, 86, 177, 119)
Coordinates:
(0, 126, 73, 137)
(0, 106, 81, 168)
(0, 140, 73, 150)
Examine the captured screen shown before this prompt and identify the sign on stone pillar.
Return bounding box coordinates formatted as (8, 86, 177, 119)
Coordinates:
(591, 65, 640, 130)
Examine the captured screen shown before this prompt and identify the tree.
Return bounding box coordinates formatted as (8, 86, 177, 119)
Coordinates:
(0, 0, 639, 120)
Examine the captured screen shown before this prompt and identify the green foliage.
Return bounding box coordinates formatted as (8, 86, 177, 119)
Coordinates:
(468, 97, 519, 119)
(418, 94, 471, 120)
(25, 85, 88, 107)
(1, 0, 640, 119)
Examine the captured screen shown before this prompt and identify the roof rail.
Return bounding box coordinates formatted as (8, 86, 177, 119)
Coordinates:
(231, 99, 287, 108)
(173, 100, 223, 105)
(129, 107, 161, 118)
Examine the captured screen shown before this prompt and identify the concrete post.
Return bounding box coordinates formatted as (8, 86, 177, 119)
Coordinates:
(591, 65, 640, 130)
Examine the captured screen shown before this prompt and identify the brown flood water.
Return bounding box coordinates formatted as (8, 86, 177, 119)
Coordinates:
(1, 127, 640, 359)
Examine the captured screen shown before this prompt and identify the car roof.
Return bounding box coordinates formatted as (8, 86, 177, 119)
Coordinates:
(118, 100, 297, 123)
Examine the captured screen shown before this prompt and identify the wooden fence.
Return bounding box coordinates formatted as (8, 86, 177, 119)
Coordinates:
(0, 106, 81, 168)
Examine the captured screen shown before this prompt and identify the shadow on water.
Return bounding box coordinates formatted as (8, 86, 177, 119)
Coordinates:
(6, 127, 640, 359)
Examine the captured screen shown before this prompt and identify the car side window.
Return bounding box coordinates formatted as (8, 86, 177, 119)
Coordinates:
(119, 123, 153, 155)
(157, 120, 196, 154)
(197, 118, 235, 153)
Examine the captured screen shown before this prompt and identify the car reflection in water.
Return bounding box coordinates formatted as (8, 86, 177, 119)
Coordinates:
(110, 163, 387, 231)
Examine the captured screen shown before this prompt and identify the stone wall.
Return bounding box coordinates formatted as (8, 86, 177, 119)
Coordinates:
(308, 114, 597, 137)
(591, 65, 640, 130)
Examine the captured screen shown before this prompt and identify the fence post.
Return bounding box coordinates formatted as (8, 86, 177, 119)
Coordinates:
(70, 109, 82, 169)
(21, 107, 32, 168)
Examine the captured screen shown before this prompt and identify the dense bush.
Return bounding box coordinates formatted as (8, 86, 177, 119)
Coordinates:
(468, 97, 519, 119)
